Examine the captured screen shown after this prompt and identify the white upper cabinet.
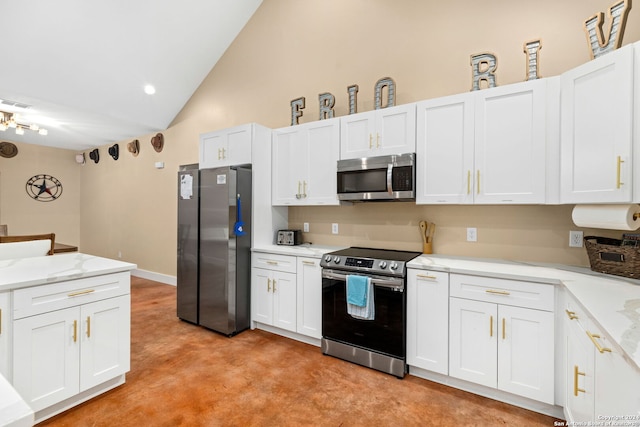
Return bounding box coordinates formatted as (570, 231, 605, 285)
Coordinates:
(199, 123, 254, 168)
(417, 78, 557, 204)
(272, 118, 340, 206)
(560, 43, 635, 203)
(340, 104, 416, 159)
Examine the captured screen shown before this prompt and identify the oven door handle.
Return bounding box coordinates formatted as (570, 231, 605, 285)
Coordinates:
(322, 270, 404, 291)
(386, 163, 393, 195)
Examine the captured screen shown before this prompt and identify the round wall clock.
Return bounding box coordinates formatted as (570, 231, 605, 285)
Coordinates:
(25, 174, 63, 201)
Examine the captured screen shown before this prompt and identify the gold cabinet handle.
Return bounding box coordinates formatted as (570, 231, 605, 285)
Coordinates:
(86, 316, 91, 338)
(369, 134, 373, 149)
(490, 315, 493, 337)
(73, 320, 78, 343)
(467, 170, 471, 195)
(502, 318, 506, 340)
(222, 147, 226, 159)
(586, 331, 612, 353)
(565, 309, 579, 320)
(302, 260, 316, 266)
(273, 280, 277, 292)
(617, 156, 624, 189)
(376, 133, 380, 148)
(485, 289, 510, 296)
(303, 180, 308, 198)
(574, 365, 586, 396)
(68, 289, 96, 297)
(416, 274, 438, 280)
(296, 181, 301, 199)
(476, 170, 480, 194)
(267, 278, 272, 292)
(266, 260, 278, 265)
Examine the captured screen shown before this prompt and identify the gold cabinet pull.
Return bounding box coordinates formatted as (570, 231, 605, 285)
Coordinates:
(467, 170, 471, 195)
(302, 260, 316, 266)
(303, 180, 308, 198)
(296, 181, 301, 199)
(502, 318, 506, 340)
(273, 280, 277, 292)
(489, 315, 493, 337)
(617, 156, 624, 189)
(73, 320, 78, 343)
(574, 365, 586, 396)
(485, 289, 510, 296)
(416, 274, 438, 280)
(476, 170, 480, 194)
(221, 147, 226, 159)
(565, 309, 579, 320)
(86, 316, 91, 338)
(586, 331, 612, 353)
(369, 134, 373, 149)
(68, 289, 95, 298)
(266, 260, 278, 265)
(267, 278, 272, 292)
(376, 133, 380, 148)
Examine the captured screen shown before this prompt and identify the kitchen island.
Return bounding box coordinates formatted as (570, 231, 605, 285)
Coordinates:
(0, 253, 136, 425)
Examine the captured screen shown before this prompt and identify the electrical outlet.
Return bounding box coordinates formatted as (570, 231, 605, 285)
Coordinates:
(303, 222, 309, 232)
(569, 230, 584, 248)
(332, 223, 339, 234)
(466, 227, 477, 242)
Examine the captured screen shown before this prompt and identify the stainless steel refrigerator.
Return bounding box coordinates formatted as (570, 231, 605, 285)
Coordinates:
(177, 163, 252, 336)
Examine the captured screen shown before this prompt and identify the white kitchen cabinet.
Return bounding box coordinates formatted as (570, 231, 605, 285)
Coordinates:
(340, 103, 416, 159)
(406, 269, 449, 375)
(417, 78, 557, 204)
(296, 257, 322, 339)
(449, 274, 554, 404)
(560, 43, 635, 203)
(272, 118, 340, 206)
(0, 291, 10, 379)
(563, 291, 640, 423)
(199, 123, 253, 168)
(251, 253, 297, 332)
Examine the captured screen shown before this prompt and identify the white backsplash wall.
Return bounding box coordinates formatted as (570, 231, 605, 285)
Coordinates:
(288, 203, 623, 266)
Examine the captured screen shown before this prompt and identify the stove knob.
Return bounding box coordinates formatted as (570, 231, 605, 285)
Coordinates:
(390, 262, 399, 270)
(333, 256, 341, 263)
(324, 255, 332, 263)
(379, 261, 387, 269)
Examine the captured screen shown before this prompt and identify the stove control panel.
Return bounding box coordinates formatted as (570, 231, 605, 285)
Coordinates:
(321, 255, 406, 275)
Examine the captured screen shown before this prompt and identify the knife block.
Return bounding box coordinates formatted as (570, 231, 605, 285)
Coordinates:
(423, 242, 432, 254)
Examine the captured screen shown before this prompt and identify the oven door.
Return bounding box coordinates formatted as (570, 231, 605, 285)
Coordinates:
(321, 269, 406, 359)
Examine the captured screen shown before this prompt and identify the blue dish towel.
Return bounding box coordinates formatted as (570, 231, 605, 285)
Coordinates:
(346, 275, 375, 320)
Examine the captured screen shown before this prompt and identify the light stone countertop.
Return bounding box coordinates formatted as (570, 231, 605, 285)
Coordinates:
(0, 373, 33, 427)
(0, 252, 137, 292)
(252, 244, 345, 259)
(408, 254, 640, 372)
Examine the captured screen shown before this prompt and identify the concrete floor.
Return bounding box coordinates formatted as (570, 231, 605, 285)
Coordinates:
(39, 276, 562, 426)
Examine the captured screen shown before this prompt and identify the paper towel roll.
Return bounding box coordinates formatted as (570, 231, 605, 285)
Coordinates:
(572, 204, 640, 230)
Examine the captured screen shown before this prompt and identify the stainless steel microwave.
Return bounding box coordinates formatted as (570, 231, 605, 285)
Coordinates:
(336, 153, 416, 202)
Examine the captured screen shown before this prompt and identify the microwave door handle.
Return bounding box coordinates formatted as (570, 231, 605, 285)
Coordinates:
(386, 163, 393, 195)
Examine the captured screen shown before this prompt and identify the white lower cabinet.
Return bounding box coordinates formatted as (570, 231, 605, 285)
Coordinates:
(406, 269, 449, 375)
(563, 292, 640, 422)
(449, 274, 554, 404)
(0, 291, 10, 379)
(296, 257, 322, 339)
(11, 272, 131, 415)
(251, 251, 324, 341)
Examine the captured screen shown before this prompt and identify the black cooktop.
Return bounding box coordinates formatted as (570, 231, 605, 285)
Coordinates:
(326, 247, 421, 262)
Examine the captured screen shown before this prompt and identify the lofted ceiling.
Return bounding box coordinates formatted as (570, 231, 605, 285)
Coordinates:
(0, 0, 262, 152)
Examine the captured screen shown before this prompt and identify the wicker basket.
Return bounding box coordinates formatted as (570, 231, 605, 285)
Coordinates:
(584, 236, 640, 279)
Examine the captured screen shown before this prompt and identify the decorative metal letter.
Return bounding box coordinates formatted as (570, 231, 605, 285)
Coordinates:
(318, 93, 335, 120)
(523, 39, 542, 81)
(347, 84, 359, 114)
(374, 77, 396, 109)
(470, 53, 498, 91)
(290, 97, 305, 126)
(584, 0, 630, 59)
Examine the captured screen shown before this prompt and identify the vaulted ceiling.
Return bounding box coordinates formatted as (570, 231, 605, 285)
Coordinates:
(0, 0, 262, 151)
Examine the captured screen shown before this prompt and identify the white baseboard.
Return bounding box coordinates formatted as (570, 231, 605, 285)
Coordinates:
(132, 269, 176, 286)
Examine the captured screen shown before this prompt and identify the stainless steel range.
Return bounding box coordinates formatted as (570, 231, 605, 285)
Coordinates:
(320, 247, 421, 378)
